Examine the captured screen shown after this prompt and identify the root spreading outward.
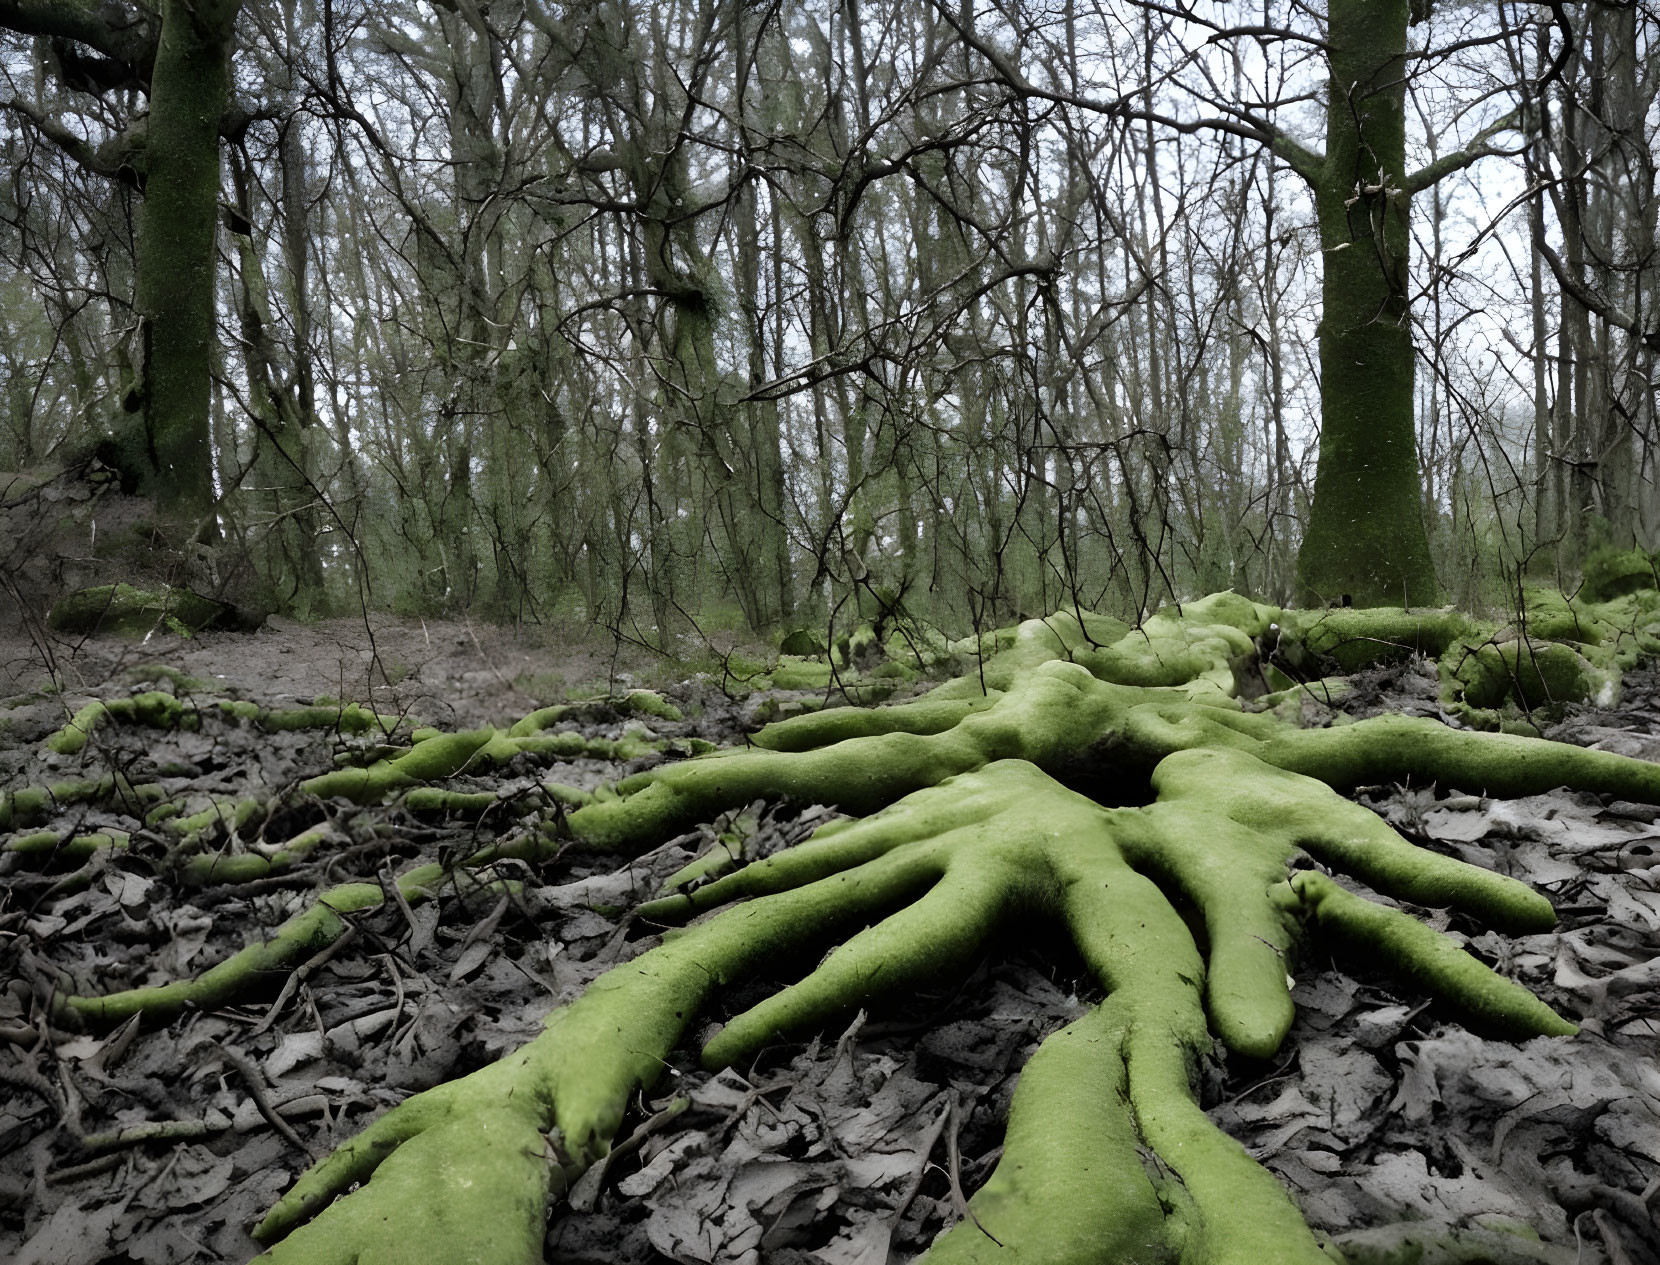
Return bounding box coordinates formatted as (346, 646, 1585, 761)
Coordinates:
(13, 588, 1660, 1263)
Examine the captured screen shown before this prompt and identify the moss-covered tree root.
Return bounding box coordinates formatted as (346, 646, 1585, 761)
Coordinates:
(18, 593, 1647, 1263)
(177, 822, 340, 885)
(43, 691, 410, 756)
(299, 720, 687, 805)
(46, 692, 197, 755)
(567, 656, 1660, 854)
(12, 701, 628, 892)
(54, 865, 445, 1029)
(0, 774, 166, 831)
(252, 752, 1572, 1264)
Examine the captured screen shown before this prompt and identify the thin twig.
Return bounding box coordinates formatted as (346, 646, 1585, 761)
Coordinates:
(251, 924, 360, 1035)
(218, 1044, 313, 1158)
(78, 1115, 227, 1153)
(889, 1094, 955, 1230)
(946, 1093, 1001, 1245)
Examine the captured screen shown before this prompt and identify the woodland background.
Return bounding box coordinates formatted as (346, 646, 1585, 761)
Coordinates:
(2, 6, 1660, 1264)
(1, 0, 1656, 641)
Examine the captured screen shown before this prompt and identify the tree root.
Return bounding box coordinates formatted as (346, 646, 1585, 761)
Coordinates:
(43, 692, 410, 756)
(299, 721, 685, 804)
(46, 692, 195, 755)
(14, 594, 1649, 1262)
(0, 774, 165, 830)
(1327, 1220, 1579, 1265)
(54, 865, 443, 1028)
(179, 822, 339, 885)
(569, 656, 1660, 855)
(1285, 584, 1660, 728)
(253, 752, 1573, 1263)
(5, 828, 130, 866)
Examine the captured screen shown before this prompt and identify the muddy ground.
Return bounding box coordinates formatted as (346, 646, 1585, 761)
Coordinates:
(1, 618, 1657, 1265)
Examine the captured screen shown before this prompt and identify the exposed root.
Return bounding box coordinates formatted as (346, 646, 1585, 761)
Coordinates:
(12, 595, 1651, 1263)
(46, 692, 194, 755)
(570, 656, 1660, 855)
(54, 866, 442, 1028)
(0, 774, 165, 830)
(179, 822, 340, 885)
(254, 751, 1574, 1263)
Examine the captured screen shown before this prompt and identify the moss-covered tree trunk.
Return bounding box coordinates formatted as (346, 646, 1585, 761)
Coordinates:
(128, 0, 245, 522)
(1295, 0, 1437, 608)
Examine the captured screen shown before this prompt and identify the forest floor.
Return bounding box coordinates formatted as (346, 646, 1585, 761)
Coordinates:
(0, 615, 1657, 1265)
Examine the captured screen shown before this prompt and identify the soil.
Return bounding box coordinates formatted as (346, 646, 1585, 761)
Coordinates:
(0, 611, 677, 731)
(0, 620, 1657, 1265)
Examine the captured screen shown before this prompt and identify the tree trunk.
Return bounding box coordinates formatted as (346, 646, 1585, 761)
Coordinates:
(128, 0, 244, 523)
(1295, 0, 1436, 608)
(1529, 176, 1554, 569)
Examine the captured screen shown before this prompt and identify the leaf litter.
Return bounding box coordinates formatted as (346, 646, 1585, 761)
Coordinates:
(0, 631, 1656, 1264)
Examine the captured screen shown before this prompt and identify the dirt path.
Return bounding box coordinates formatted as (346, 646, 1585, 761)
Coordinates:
(0, 612, 668, 730)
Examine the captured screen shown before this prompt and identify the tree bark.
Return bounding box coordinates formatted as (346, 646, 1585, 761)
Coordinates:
(127, 0, 244, 522)
(1295, 0, 1437, 607)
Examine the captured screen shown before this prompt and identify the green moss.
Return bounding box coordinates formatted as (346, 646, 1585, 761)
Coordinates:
(778, 628, 825, 657)
(621, 689, 682, 722)
(1519, 586, 1609, 646)
(509, 692, 679, 737)
(123, 663, 208, 692)
(1444, 639, 1603, 713)
(1285, 607, 1478, 673)
(60, 881, 385, 1028)
(4, 829, 130, 865)
(1294, 872, 1574, 1038)
(883, 623, 955, 670)
(1, 776, 164, 830)
(506, 704, 570, 738)
(403, 788, 505, 815)
(1581, 546, 1657, 603)
(768, 657, 834, 690)
(47, 584, 232, 638)
(1330, 1220, 1567, 1265)
(922, 1002, 1175, 1264)
(60, 863, 445, 1028)
(45, 692, 194, 755)
(163, 796, 263, 853)
(129, 0, 243, 515)
(722, 651, 769, 681)
(40, 691, 390, 760)
(0, 787, 51, 830)
(754, 695, 996, 753)
(180, 823, 336, 886)
(258, 742, 1574, 1264)
(301, 730, 495, 802)
(48, 589, 1649, 1262)
(831, 622, 879, 667)
(869, 659, 916, 681)
(245, 702, 401, 734)
(1295, 0, 1436, 609)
